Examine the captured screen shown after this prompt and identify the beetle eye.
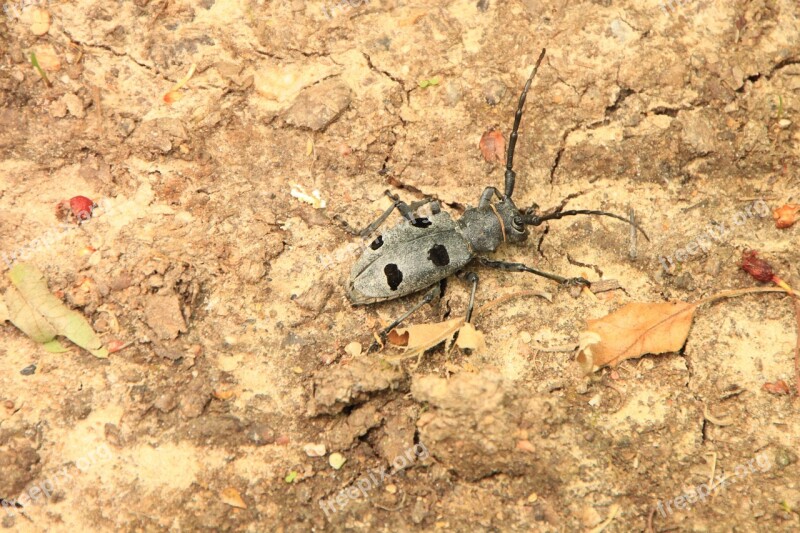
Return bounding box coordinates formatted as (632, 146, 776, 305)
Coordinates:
(512, 216, 524, 229)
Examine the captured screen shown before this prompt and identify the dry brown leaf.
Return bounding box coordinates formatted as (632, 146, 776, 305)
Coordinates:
(390, 317, 464, 355)
(762, 380, 791, 395)
(479, 129, 505, 163)
(577, 301, 697, 373)
(220, 487, 247, 509)
(32, 44, 60, 71)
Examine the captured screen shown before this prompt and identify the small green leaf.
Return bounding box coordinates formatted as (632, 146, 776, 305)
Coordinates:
(43, 339, 69, 352)
(29, 52, 51, 87)
(418, 76, 440, 89)
(285, 471, 298, 483)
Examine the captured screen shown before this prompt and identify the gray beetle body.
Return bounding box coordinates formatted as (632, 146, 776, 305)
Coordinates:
(346, 197, 528, 305)
(341, 49, 646, 346)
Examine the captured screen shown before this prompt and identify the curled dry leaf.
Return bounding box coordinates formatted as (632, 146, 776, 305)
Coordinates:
(762, 380, 791, 395)
(455, 322, 486, 353)
(384, 290, 552, 360)
(773, 204, 800, 229)
(479, 129, 505, 163)
(388, 317, 465, 356)
(32, 44, 60, 71)
(577, 301, 697, 373)
(220, 487, 247, 509)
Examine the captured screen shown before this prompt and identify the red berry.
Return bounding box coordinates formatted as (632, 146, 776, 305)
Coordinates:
(69, 196, 95, 221)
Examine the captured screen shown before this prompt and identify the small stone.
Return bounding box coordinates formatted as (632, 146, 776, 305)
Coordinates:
(49, 99, 68, 118)
(28, 7, 51, 36)
(304, 443, 327, 457)
(483, 78, 507, 106)
(144, 293, 187, 340)
(775, 448, 798, 468)
(329, 452, 346, 469)
(385, 484, 397, 494)
(588, 394, 601, 407)
(519, 331, 532, 343)
(20, 364, 36, 376)
(779, 119, 791, 129)
(61, 93, 86, 118)
(248, 424, 275, 446)
(284, 80, 352, 131)
(344, 341, 362, 357)
(674, 272, 695, 291)
(527, 492, 538, 503)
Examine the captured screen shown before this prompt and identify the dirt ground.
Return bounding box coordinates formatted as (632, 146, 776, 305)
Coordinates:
(1, 0, 800, 531)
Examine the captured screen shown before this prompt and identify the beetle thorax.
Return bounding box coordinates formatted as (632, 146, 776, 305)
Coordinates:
(458, 200, 529, 253)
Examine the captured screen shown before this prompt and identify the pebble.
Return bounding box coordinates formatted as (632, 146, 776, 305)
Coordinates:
(329, 452, 346, 469)
(344, 341, 362, 357)
(304, 443, 327, 457)
(20, 364, 36, 375)
(29, 7, 51, 36)
(483, 78, 507, 106)
(519, 331, 532, 343)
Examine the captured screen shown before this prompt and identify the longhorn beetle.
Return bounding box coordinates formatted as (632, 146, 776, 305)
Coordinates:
(344, 49, 647, 348)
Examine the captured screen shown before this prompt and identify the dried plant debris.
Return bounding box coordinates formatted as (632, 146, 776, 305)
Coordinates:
(1, 264, 108, 358)
(479, 129, 505, 163)
(384, 290, 551, 362)
(578, 287, 797, 374)
(577, 301, 697, 372)
(740, 250, 793, 293)
(773, 204, 800, 229)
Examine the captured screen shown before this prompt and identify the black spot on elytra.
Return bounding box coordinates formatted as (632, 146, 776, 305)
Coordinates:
(411, 217, 432, 228)
(427, 244, 450, 267)
(384, 263, 403, 291)
(370, 235, 383, 250)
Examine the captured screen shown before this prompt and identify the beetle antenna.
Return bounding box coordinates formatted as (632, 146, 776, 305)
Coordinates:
(523, 209, 650, 241)
(504, 48, 546, 200)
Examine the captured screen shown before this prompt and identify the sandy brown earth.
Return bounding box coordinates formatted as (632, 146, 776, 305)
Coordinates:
(1, 0, 800, 531)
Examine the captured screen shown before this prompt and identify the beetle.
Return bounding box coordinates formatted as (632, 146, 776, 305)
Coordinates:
(344, 49, 647, 346)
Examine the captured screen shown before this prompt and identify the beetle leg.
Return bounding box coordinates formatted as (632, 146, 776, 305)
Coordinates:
(477, 257, 590, 287)
(463, 272, 479, 323)
(355, 191, 436, 239)
(478, 187, 502, 208)
(367, 283, 442, 353)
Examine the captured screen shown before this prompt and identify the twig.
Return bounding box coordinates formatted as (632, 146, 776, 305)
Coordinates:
(646, 507, 656, 533)
(589, 503, 620, 533)
(628, 207, 637, 260)
(703, 405, 733, 426)
(705, 452, 717, 490)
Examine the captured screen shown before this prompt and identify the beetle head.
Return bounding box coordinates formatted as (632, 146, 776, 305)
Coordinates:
(495, 197, 529, 243)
